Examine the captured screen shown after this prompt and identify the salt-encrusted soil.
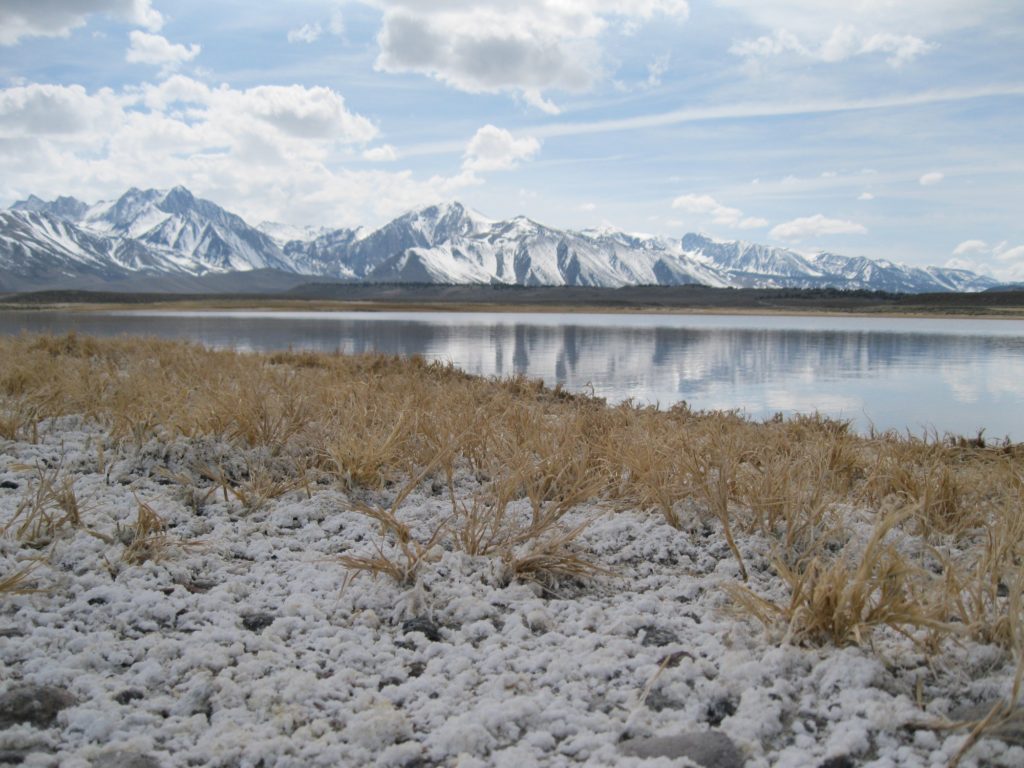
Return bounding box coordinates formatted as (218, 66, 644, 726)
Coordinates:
(0, 418, 1020, 767)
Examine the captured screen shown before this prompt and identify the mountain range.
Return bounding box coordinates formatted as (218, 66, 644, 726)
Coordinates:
(0, 187, 1000, 294)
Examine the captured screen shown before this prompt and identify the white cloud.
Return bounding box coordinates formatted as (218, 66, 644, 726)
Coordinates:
(0, 83, 124, 135)
(0, 0, 162, 45)
(578, 202, 597, 211)
(363, 144, 398, 161)
(919, 171, 944, 186)
(646, 55, 670, 87)
(462, 125, 540, 172)
(730, 24, 935, 67)
(126, 32, 200, 71)
(288, 23, 322, 44)
(0, 78, 453, 228)
(361, 1, 689, 109)
(858, 192, 875, 200)
(328, 11, 345, 36)
(718, 0, 1010, 71)
(671, 193, 767, 229)
(717, 1, 998, 40)
(995, 244, 1024, 263)
(220, 84, 378, 142)
(769, 214, 867, 240)
(946, 240, 1024, 282)
(952, 239, 987, 255)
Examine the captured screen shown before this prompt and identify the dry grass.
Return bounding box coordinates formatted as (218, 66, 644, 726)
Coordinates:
(2, 462, 84, 547)
(0, 558, 44, 594)
(0, 332, 1022, 652)
(729, 509, 953, 646)
(120, 497, 178, 565)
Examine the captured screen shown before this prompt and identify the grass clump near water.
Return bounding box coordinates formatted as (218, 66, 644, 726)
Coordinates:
(1, 331, 1022, 654)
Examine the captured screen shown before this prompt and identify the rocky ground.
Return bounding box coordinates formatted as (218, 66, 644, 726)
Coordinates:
(1, 417, 1021, 767)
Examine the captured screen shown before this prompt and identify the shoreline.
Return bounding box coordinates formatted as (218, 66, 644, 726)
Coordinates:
(2, 284, 1023, 320)
(4, 299, 1024, 321)
(1, 335, 1023, 766)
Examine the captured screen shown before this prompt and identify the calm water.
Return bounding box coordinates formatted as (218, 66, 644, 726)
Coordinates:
(2, 309, 1023, 440)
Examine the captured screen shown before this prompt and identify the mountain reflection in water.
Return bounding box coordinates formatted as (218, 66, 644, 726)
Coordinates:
(1, 309, 1022, 439)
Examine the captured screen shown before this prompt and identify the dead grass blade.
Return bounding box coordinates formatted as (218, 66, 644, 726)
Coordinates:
(0, 558, 45, 595)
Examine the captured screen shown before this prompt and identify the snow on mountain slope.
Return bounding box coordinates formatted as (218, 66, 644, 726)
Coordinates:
(83, 187, 293, 274)
(11, 195, 90, 222)
(257, 221, 330, 246)
(0, 210, 183, 283)
(2, 189, 1002, 293)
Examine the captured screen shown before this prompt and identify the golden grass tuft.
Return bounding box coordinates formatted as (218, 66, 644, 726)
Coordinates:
(0, 332, 1021, 651)
(0, 558, 44, 594)
(2, 463, 84, 546)
(730, 509, 952, 646)
(120, 497, 174, 565)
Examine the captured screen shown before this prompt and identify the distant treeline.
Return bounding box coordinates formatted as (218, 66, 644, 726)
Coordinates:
(3, 283, 1024, 315)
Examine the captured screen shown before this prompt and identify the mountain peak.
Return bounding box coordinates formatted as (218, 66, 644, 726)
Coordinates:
(1, 185, 1002, 293)
(11, 194, 89, 221)
(11, 194, 46, 211)
(399, 200, 493, 243)
(159, 186, 197, 213)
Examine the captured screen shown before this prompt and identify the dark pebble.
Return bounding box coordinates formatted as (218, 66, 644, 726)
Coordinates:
(644, 690, 684, 712)
(706, 697, 737, 726)
(620, 731, 743, 768)
(91, 749, 163, 768)
(402, 617, 441, 643)
(0, 684, 75, 729)
(818, 757, 856, 768)
(181, 579, 217, 594)
(114, 689, 145, 705)
(0, 481, 18, 490)
(638, 625, 680, 647)
(241, 613, 275, 632)
(659, 650, 693, 668)
(407, 662, 427, 678)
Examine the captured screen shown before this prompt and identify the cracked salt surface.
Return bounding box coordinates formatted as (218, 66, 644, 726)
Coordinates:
(0, 418, 1021, 767)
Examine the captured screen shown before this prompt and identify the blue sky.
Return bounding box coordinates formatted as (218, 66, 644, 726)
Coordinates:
(1, 0, 1022, 279)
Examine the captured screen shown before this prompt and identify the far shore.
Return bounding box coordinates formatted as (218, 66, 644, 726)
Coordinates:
(28, 301, 1024, 320)
(2, 284, 1024, 319)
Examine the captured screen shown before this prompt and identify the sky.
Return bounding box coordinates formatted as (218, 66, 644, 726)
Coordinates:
(0, 0, 1022, 280)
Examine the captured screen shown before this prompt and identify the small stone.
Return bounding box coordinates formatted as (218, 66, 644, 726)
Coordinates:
(644, 690, 684, 712)
(706, 697, 737, 726)
(0, 750, 31, 765)
(818, 757, 855, 768)
(0, 684, 75, 729)
(91, 749, 163, 768)
(182, 578, 217, 594)
(620, 731, 743, 768)
(637, 625, 679, 647)
(658, 650, 693, 668)
(114, 689, 145, 705)
(407, 662, 427, 678)
(241, 613, 275, 632)
(0, 481, 18, 490)
(401, 617, 441, 643)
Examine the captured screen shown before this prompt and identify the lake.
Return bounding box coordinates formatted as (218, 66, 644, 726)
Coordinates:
(2, 309, 1023, 440)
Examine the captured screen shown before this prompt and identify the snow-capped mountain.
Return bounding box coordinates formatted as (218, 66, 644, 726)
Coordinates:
(0, 188, 1001, 293)
(11, 194, 90, 222)
(0, 209, 181, 287)
(81, 187, 293, 274)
